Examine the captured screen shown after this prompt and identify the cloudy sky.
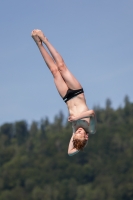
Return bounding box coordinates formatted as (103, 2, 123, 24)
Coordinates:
(0, 0, 133, 125)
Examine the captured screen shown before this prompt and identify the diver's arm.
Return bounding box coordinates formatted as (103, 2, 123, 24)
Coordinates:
(68, 110, 95, 122)
(78, 110, 96, 133)
(77, 110, 95, 120)
(68, 134, 79, 156)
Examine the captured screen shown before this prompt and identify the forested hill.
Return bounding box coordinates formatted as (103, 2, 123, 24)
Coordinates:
(0, 96, 133, 200)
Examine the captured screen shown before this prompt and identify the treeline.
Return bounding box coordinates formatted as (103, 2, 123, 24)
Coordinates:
(0, 96, 133, 200)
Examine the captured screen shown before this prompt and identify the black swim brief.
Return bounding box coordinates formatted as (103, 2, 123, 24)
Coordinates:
(63, 88, 84, 103)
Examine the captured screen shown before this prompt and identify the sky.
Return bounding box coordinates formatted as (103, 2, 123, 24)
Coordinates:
(0, 0, 133, 125)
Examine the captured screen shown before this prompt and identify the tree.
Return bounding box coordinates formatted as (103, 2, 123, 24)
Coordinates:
(15, 121, 28, 145)
(105, 98, 112, 110)
(0, 123, 14, 139)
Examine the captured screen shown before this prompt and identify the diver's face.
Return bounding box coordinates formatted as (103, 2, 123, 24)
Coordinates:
(74, 127, 88, 140)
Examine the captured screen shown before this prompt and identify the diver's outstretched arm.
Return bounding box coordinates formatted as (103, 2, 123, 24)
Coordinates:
(68, 134, 79, 156)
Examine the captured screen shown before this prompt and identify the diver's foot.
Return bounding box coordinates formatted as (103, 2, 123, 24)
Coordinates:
(33, 29, 48, 44)
(31, 29, 42, 46)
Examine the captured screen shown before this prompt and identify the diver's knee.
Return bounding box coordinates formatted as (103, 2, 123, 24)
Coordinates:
(58, 62, 67, 72)
(51, 67, 59, 77)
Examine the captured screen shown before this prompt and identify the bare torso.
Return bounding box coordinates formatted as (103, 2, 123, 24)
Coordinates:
(66, 93, 90, 124)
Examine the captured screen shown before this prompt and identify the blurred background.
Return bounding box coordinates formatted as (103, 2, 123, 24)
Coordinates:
(0, 0, 133, 124)
(0, 1, 133, 199)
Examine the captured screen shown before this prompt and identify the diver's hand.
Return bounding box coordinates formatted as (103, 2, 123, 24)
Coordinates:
(68, 115, 77, 122)
(90, 110, 95, 117)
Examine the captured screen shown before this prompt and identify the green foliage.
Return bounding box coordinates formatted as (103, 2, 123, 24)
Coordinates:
(0, 97, 133, 200)
(15, 121, 28, 145)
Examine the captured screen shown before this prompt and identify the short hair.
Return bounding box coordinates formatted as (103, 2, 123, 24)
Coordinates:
(73, 138, 87, 151)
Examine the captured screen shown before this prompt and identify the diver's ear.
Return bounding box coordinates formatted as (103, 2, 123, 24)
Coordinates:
(85, 134, 89, 140)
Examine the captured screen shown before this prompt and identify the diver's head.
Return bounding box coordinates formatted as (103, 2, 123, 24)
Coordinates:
(73, 127, 89, 150)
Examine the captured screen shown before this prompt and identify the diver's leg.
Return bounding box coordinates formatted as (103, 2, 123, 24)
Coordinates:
(31, 30, 68, 97)
(35, 29, 82, 90)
